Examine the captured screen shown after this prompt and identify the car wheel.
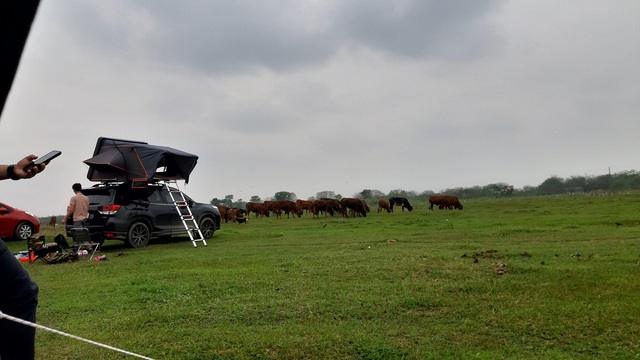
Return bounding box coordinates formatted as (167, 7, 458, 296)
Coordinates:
(15, 222, 34, 241)
(127, 222, 150, 248)
(199, 217, 216, 239)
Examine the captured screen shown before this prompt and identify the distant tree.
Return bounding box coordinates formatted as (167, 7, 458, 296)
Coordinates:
(585, 174, 613, 192)
(232, 199, 246, 209)
(250, 195, 261, 203)
(210, 195, 233, 207)
(608, 171, 640, 191)
(463, 186, 484, 198)
(537, 176, 565, 195)
(316, 191, 336, 199)
(439, 187, 466, 198)
(516, 186, 537, 196)
(621, 171, 640, 190)
(388, 189, 408, 198)
(274, 191, 297, 202)
(565, 176, 587, 193)
(357, 189, 373, 199)
(355, 189, 386, 200)
(483, 183, 514, 197)
(416, 190, 435, 202)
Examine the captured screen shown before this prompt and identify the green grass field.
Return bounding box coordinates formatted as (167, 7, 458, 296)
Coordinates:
(7, 193, 640, 359)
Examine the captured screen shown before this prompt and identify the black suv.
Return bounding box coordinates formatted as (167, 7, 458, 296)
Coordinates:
(66, 182, 221, 248)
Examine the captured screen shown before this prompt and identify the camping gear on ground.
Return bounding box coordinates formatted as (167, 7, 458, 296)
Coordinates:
(38, 234, 80, 264)
(26, 235, 59, 263)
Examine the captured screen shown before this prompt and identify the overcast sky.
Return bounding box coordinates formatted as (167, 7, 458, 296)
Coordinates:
(1, 0, 639, 217)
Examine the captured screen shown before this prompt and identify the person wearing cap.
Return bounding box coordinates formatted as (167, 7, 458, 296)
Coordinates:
(61, 183, 89, 228)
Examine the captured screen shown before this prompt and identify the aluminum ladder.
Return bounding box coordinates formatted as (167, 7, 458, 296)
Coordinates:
(163, 180, 207, 247)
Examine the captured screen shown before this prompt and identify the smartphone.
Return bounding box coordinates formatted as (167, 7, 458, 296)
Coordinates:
(25, 150, 62, 171)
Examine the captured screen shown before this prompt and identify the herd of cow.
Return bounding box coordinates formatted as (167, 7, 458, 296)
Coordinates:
(215, 195, 463, 223)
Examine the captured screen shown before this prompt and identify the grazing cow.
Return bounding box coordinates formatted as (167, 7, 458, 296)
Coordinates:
(361, 200, 371, 213)
(340, 198, 367, 217)
(389, 197, 413, 212)
(228, 207, 246, 222)
(312, 199, 341, 218)
(295, 199, 314, 215)
(377, 199, 391, 213)
(428, 195, 463, 210)
(263, 200, 282, 218)
(277, 200, 303, 218)
(246, 202, 270, 218)
(217, 205, 231, 223)
(48, 216, 57, 227)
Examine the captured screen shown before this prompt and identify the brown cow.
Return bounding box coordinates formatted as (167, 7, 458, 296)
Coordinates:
(48, 216, 57, 227)
(277, 200, 303, 218)
(295, 199, 314, 215)
(263, 200, 282, 218)
(377, 199, 391, 213)
(429, 195, 463, 210)
(340, 198, 367, 217)
(361, 200, 370, 213)
(312, 199, 341, 218)
(246, 202, 270, 218)
(217, 205, 231, 223)
(228, 208, 242, 222)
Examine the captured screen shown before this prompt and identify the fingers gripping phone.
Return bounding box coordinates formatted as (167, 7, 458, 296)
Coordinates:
(25, 150, 62, 171)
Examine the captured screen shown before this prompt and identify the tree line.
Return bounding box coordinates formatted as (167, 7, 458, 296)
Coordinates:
(211, 170, 640, 208)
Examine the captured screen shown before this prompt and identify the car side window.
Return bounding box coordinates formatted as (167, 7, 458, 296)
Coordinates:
(146, 189, 167, 204)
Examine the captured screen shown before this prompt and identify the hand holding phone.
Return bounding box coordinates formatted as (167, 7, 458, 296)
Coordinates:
(24, 150, 62, 171)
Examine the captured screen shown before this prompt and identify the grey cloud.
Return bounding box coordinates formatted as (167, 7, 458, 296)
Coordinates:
(335, 0, 503, 60)
(59, 0, 504, 75)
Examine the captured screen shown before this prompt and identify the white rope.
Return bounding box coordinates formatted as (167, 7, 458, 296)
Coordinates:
(0, 310, 155, 360)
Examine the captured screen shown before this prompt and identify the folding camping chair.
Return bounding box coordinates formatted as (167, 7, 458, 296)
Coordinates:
(70, 228, 100, 260)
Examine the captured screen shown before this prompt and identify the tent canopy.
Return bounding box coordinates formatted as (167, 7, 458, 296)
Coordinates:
(84, 137, 198, 184)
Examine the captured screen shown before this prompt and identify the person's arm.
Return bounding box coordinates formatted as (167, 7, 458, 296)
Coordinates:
(61, 202, 75, 225)
(0, 155, 45, 180)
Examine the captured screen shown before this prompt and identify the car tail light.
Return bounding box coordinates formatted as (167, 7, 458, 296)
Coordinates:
(98, 204, 121, 215)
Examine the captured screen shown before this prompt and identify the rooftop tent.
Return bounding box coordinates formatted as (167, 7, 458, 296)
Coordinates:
(84, 137, 199, 184)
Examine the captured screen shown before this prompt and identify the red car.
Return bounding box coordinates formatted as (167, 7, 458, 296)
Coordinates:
(0, 202, 40, 241)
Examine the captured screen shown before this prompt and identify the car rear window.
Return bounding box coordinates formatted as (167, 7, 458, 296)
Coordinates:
(84, 190, 113, 205)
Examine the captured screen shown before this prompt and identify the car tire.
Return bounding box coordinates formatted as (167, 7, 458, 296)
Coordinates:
(126, 221, 150, 248)
(199, 217, 216, 239)
(15, 222, 34, 241)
